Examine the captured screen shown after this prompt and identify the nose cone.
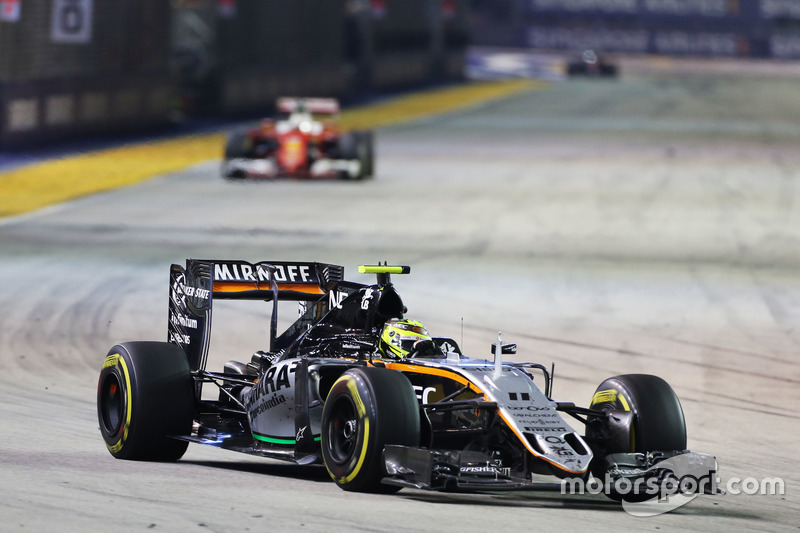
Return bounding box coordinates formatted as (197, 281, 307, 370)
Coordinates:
(278, 132, 308, 173)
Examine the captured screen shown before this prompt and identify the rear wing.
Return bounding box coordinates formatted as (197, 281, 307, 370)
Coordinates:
(277, 97, 339, 115)
(211, 260, 343, 300)
(168, 259, 344, 371)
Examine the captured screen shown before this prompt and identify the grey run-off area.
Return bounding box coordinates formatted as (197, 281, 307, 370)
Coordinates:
(1, 61, 799, 531)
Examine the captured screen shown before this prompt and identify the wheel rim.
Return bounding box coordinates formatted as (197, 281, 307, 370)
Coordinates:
(99, 373, 123, 435)
(326, 395, 359, 465)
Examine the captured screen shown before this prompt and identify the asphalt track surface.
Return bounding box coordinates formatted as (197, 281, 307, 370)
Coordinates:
(2, 61, 800, 531)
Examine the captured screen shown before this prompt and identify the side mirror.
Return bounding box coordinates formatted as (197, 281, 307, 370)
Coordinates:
(491, 343, 517, 355)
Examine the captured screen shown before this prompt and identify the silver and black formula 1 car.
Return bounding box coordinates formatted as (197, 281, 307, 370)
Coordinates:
(97, 261, 716, 500)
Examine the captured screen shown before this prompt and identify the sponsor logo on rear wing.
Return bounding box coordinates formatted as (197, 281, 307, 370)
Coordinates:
(190, 260, 344, 301)
(169, 262, 212, 371)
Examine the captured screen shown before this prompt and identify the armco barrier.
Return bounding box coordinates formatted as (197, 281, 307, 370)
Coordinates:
(471, 0, 800, 58)
(0, 77, 173, 150)
(1, 0, 470, 150)
(0, 0, 173, 150)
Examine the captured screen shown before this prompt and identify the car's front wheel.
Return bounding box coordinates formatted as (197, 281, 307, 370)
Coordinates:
(588, 373, 687, 501)
(321, 366, 420, 492)
(590, 373, 686, 452)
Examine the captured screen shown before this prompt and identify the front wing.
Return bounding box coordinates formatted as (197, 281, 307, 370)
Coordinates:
(382, 445, 719, 495)
(223, 157, 361, 179)
(382, 445, 566, 492)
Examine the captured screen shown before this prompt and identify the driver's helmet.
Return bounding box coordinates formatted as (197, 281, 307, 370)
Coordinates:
(378, 318, 432, 359)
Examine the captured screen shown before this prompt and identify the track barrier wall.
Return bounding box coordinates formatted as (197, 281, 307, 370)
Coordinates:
(470, 0, 800, 58)
(1, 0, 469, 150)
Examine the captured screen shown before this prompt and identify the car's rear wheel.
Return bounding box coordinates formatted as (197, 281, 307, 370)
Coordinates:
(588, 373, 687, 501)
(321, 366, 420, 492)
(97, 342, 194, 461)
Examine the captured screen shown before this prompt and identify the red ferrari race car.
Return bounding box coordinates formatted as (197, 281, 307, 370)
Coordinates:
(222, 97, 375, 180)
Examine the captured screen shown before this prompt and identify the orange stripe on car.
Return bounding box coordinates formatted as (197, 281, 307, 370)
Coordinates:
(382, 362, 483, 394)
(385, 361, 587, 475)
(212, 282, 324, 294)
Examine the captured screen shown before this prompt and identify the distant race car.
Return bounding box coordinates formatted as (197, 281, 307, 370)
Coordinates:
(222, 97, 374, 180)
(566, 50, 618, 77)
(97, 261, 717, 501)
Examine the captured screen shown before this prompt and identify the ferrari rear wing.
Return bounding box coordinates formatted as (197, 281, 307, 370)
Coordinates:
(277, 97, 339, 115)
(168, 259, 344, 372)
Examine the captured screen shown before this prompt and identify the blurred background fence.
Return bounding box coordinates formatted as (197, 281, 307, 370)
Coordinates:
(0, 0, 468, 149)
(0, 1, 173, 149)
(471, 0, 800, 57)
(2, 0, 799, 150)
